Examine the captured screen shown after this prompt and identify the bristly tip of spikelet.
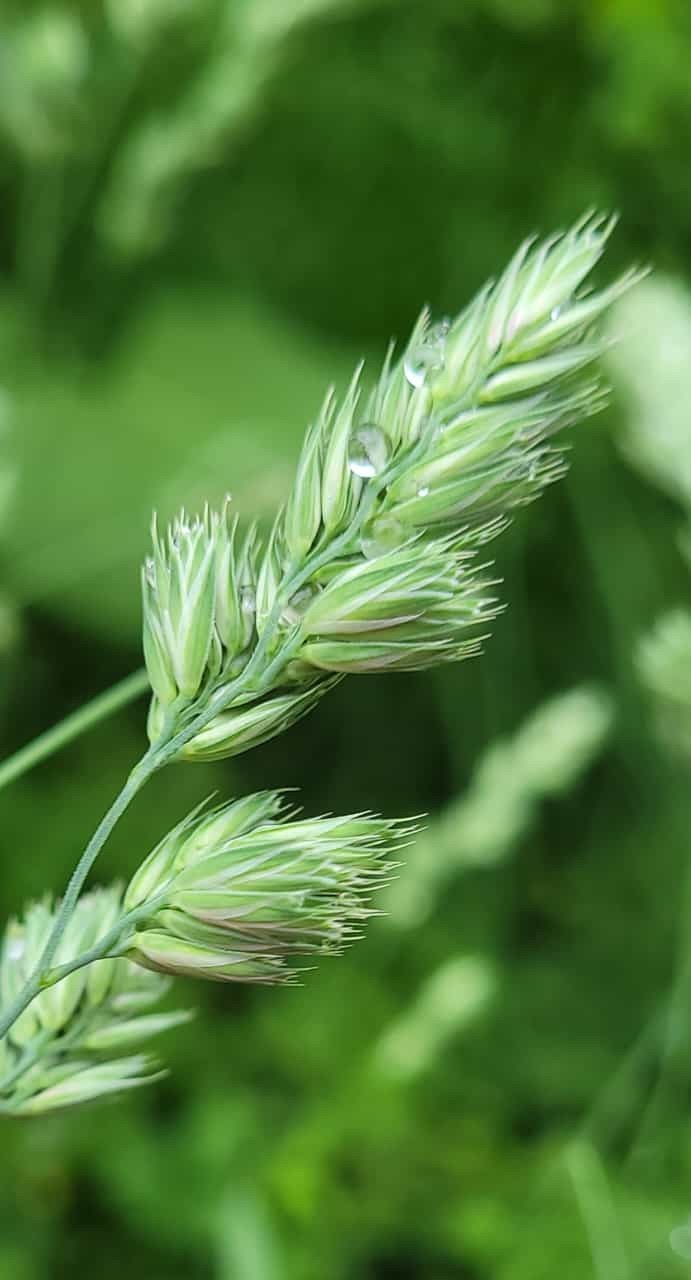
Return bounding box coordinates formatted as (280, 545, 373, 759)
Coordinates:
(123, 793, 417, 984)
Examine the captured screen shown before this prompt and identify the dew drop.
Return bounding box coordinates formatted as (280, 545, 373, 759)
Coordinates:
(348, 423, 391, 479)
(404, 341, 445, 389)
(239, 586, 256, 615)
(550, 305, 562, 321)
(429, 317, 451, 341)
(403, 355, 426, 389)
(403, 320, 449, 389)
(417, 486, 430, 498)
(361, 515, 405, 559)
(282, 583, 320, 624)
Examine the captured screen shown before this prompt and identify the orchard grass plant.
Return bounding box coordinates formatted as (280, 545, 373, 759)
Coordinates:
(0, 214, 640, 1114)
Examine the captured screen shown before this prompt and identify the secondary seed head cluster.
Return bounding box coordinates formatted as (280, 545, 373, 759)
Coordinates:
(0, 888, 188, 1114)
(125, 792, 412, 984)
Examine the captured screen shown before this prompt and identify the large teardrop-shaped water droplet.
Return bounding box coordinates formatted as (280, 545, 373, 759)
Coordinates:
(403, 357, 423, 389)
(348, 424, 391, 479)
(360, 514, 406, 559)
(403, 346, 438, 389)
(403, 322, 449, 389)
(239, 585, 256, 616)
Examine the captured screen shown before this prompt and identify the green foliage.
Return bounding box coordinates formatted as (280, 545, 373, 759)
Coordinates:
(386, 683, 614, 927)
(608, 276, 691, 510)
(2, 1, 691, 1277)
(608, 274, 691, 758)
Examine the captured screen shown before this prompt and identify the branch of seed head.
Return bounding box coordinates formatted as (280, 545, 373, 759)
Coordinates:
(143, 213, 641, 764)
(0, 796, 412, 1109)
(0, 886, 191, 1115)
(122, 791, 415, 985)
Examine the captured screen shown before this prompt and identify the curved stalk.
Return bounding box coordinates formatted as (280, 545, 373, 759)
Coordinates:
(0, 640, 294, 1041)
(0, 520, 364, 1042)
(0, 748, 161, 1041)
(40, 899, 164, 991)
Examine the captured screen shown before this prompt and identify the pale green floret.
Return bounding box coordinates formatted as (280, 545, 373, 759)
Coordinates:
(297, 535, 499, 673)
(177, 791, 289, 864)
(284, 411, 326, 559)
(178, 680, 337, 761)
(78, 1009, 192, 1052)
(20, 1055, 166, 1114)
(123, 806, 203, 911)
(321, 365, 365, 533)
(124, 791, 289, 911)
(142, 507, 219, 705)
(131, 931, 286, 984)
(213, 507, 244, 656)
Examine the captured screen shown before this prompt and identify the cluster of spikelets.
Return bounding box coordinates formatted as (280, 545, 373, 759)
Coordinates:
(0, 214, 639, 1112)
(143, 213, 639, 761)
(126, 792, 409, 982)
(0, 796, 409, 1112)
(0, 887, 188, 1115)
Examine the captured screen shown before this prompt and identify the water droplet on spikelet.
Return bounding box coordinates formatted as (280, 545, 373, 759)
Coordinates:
(404, 344, 444, 388)
(403, 320, 449, 388)
(361, 515, 405, 559)
(283, 584, 320, 623)
(348, 424, 391, 479)
(430, 318, 451, 340)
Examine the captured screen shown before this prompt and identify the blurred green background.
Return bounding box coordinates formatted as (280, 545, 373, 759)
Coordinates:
(2, 0, 691, 1276)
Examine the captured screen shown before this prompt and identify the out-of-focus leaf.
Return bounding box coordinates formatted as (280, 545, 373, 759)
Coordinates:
(1, 289, 353, 641)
